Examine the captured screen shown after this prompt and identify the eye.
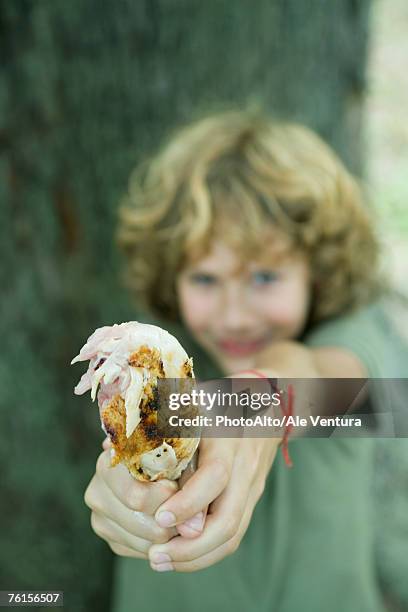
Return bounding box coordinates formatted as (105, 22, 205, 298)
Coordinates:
(187, 272, 218, 286)
(251, 270, 279, 285)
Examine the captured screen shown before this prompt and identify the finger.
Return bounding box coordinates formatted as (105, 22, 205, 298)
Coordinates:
(172, 492, 256, 572)
(176, 507, 208, 538)
(150, 493, 255, 573)
(109, 540, 147, 560)
(85, 473, 176, 543)
(154, 440, 233, 528)
(150, 453, 251, 563)
(177, 451, 198, 489)
(91, 511, 152, 554)
(95, 449, 178, 514)
(176, 453, 205, 538)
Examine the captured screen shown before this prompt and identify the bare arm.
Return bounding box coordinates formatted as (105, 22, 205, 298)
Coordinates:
(253, 340, 367, 378)
(249, 340, 368, 430)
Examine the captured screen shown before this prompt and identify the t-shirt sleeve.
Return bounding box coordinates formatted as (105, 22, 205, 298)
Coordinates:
(303, 302, 388, 378)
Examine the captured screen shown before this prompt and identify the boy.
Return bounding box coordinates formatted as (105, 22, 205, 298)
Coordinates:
(85, 111, 405, 611)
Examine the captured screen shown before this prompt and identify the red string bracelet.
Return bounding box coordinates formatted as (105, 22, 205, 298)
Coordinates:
(235, 369, 294, 467)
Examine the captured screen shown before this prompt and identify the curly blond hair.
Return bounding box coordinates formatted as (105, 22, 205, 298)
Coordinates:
(116, 110, 383, 326)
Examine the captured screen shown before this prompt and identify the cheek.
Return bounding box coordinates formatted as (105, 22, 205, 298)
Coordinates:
(254, 282, 310, 332)
(177, 285, 217, 333)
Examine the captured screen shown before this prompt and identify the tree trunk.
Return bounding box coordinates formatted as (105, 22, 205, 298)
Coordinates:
(0, 1, 370, 609)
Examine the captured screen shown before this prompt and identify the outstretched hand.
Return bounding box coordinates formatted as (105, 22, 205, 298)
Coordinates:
(84, 438, 205, 561)
(86, 434, 279, 572)
(148, 436, 280, 572)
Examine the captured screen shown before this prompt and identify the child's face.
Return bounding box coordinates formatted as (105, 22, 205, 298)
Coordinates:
(176, 236, 312, 374)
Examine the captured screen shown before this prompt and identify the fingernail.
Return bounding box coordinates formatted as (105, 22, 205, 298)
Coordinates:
(182, 511, 204, 533)
(156, 510, 176, 527)
(151, 562, 173, 572)
(151, 552, 171, 564)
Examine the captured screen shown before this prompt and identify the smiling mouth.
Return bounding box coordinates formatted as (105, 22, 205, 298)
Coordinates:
(217, 338, 267, 357)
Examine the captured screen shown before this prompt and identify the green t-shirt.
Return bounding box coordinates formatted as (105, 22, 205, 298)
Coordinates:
(110, 298, 407, 612)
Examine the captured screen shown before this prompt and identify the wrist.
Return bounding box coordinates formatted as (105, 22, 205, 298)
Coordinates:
(229, 369, 294, 468)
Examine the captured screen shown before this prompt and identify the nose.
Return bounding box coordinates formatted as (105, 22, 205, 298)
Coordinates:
(219, 284, 256, 333)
